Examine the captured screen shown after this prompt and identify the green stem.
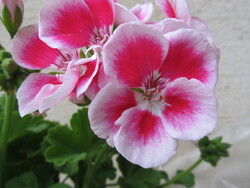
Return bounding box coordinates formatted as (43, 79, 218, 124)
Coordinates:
(82, 144, 109, 188)
(160, 158, 203, 188)
(0, 92, 15, 187)
(106, 183, 118, 187)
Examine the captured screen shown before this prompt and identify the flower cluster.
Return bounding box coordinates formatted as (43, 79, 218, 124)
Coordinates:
(11, 0, 219, 168)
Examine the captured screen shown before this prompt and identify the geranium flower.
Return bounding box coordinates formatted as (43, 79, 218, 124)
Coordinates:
(114, 2, 153, 25)
(12, 25, 97, 116)
(130, 2, 153, 22)
(155, 0, 219, 58)
(89, 22, 218, 168)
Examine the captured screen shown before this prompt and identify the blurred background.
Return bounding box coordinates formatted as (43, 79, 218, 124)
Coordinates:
(0, 0, 249, 187)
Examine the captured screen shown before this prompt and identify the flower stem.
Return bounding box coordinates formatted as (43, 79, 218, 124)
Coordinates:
(0, 92, 15, 187)
(160, 158, 203, 188)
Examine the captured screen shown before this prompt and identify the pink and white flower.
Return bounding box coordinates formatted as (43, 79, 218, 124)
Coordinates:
(155, 0, 220, 58)
(39, 0, 115, 50)
(12, 25, 98, 116)
(114, 1, 153, 25)
(130, 2, 153, 22)
(89, 22, 218, 168)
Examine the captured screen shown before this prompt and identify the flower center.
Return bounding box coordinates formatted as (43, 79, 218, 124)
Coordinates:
(131, 87, 164, 102)
(143, 87, 164, 101)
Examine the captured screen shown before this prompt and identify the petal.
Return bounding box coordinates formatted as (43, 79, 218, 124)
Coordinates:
(89, 82, 136, 146)
(114, 107, 177, 168)
(114, 3, 140, 25)
(155, 0, 191, 24)
(84, 63, 110, 100)
(155, 0, 176, 18)
(84, 0, 114, 31)
(76, 60, 99, 97)
(39, 68, 80, 112)
(16, 73, 61, 117)
(103, 22, 168, 87)
(161, 78, 217, 140)
(160, 28, 218, 89)
(130, 2, 153, 22)
(39, 0, 95, 49)
(12, 24, 62, 70)
(171, 0, 191, 23)
(191, 17, 220, 60)
(161, 18, 189, 34)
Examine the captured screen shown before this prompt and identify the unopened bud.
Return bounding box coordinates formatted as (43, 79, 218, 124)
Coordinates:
(0, 0, 24, 37)
(0, 44, 4, 50)
(0, 50, 12, 61)
(1, 58, 17, 75)
(0, 73, 4, 85)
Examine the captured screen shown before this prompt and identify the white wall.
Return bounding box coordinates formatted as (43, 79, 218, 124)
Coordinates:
(0, 1, 249, 187)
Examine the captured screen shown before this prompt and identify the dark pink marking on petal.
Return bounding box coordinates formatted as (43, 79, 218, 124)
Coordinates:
(39, 68, 80, 112)
(160, 29, 218, 89)
(76, 60, 98, 97)
(155, 0, 191, 24)
(103, 22, 168, 87)
(39, 0, 95, 49)
(89, 83, 136, 146)
(16, 73, 61, 117)
(161, 78, 217, 140)
(12, 24, 62, 70)
(85, 0, 114, 31)
(114, 107, 177, 168)
(155, 0, 176, 18)
(84, 63, 110, 100)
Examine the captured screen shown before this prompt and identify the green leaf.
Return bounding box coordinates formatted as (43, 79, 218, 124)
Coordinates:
(44, 108, 96, 166)
(48, 183, 71, 188)
(6, 132, 59, 187)
(5, 171, 39, 188)
(7, 112, 50, 143)
(174, 170, 195, 188)
(117, 155, 168, 188)
(55, 160, 80, 176)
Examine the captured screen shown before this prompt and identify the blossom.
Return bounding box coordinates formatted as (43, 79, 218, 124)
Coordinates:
(39, 0, 115, 50)
(89, 22, 218, 168)
(12, 25, 97, 116)
(130, 2, 153, 22)
(114, 2, 153, 25)
(155, 0, 220, 58)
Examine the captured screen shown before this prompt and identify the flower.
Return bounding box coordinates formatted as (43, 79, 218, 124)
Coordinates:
(12, 25, 98, 116)
(155, 0, 220, 58)
(89, 22, 218, 168)
(39, 0, 115, 50)
(130, 2, 153, 22)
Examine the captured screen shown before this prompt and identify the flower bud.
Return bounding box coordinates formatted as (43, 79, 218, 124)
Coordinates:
(0, 73, 4, 85)
(1, 58, 17, 75)
(0, 43, 4, 50)
(0, 50, 12, 61)
(0, 0, 24, 37)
